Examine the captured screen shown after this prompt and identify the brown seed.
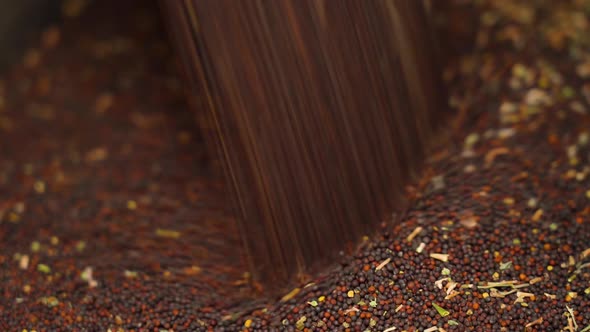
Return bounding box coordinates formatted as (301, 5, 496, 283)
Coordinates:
(23, 49, 41, 69)
(95, 93, 114, 114)
(41, 26, 61, 49)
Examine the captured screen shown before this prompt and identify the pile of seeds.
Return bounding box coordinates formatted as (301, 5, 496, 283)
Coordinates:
(1, 0, 590, 331)
(0, 1, 252, 331)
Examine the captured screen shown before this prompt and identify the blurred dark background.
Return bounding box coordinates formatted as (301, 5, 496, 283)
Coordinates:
(0, 0, 63, 71)
(0, 0, 478, 74)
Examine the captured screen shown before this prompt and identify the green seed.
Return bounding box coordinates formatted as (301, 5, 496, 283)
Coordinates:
(499, 261, 513, 271)
(369, 298, 378, 307)
(432, 302, 450, 317)
(296, 316, 306, 330)
(75, 241, 86, 252)
(155, 228, 181, 239)
(31, 241, 41, 252)
(37, 264, 51, 274)
(39, 296, 59, 307)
